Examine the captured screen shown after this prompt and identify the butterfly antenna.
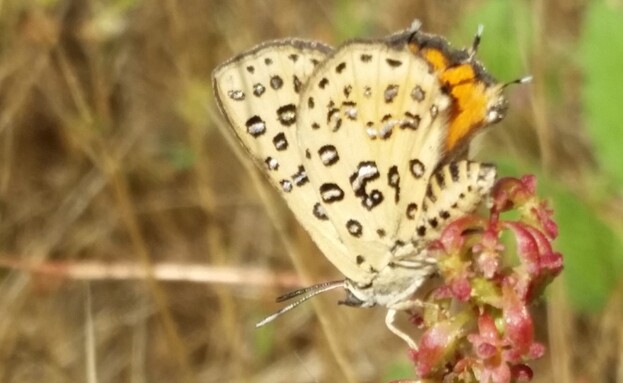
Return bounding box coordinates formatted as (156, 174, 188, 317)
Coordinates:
(255, 280, 345, 328)
(469, 24, 484, 59)
(503, 75, 533, 89)
(409, 19, 423, 34)
(406, 19, 422, 44)
(275, 279, 345, 302)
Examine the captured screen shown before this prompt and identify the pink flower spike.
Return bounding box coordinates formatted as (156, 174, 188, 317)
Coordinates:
(503, 222, 541, 276)
(528, 342, 546, 359)
(490, 176, 536, 214)
(472, 359, 512, 383)
(523, 225, 553, 256)
(450, 277, 472, 302)
(477, 342, 498, 359)
(519, 175, 537, 194)
(502, 282, 534, 356)
(471, 313, 501, 348)
(541, 252, 564, 275)
(531, 200, 558, 239)
(402, 174, 562, 381)
(510, 364, 534, 381)
(438, 215, 483, 253)
(522, 225, 563, 276)
(473, 228, 504, 278)
(412, 314, 470, 377)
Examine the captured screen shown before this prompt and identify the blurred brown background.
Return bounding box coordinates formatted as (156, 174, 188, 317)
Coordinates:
(0, 0, 622, 382)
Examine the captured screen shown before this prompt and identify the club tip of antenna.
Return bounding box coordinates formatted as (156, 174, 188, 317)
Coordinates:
(409, 19, 422, 33)
(255, 315, 275, 328)
(503, 75, 533, 89)
(476, 24, 484, 36)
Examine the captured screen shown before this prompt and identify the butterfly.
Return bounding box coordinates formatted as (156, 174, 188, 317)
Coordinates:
(212, 21, 524, 349)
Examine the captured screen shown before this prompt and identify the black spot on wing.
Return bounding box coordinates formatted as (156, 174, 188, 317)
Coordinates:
(410, 159, 425, 178)
(430, 105, 439, 118)
(293, 75, 302, 93)
(386, 58, 403, 67)
(390, 240, 405, 253)
(270, 75, 283, 90)
(291, 165, 308, 187)
(426, 183, 437, 203)
(318, 145, 339, 166)
(406, 203, 418, 219)
(344, 85, 352, 98)
(350, 161, 383, 211)
(346, 219, 363, 238)
(411, 85, 425, 101)
(280, 180, 292, 193)
(401, 112, 421, 130)
(435, 171, 446, 189)
(384, 84, 399, 103)
(276, 104, 296, 126)
(428, 217, 439, 228)
(449, 162, 460, 182)
(417, 225, 426, 237)
(265, 157, 279, 171)
(313, 203, 329, 220)
(253, 83, 265, 97)
(320, 183, 344, 203)
(245, 116, 266, 137)
(388, 166, 400, 202)
(227, 90, 245, 101)
(273, 132, 288, 151)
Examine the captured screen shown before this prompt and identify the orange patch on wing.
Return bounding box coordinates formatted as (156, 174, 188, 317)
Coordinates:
(440, 64, 476, 85)
(408, 36, 503, 154)
(444, 81, 489, 151)
(420, 48, 449, 72)
(415, 60, 489, 152)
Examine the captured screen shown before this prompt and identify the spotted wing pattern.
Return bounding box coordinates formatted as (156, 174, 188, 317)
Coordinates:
(214, 34, 500, 287)
(213, 40, 370, 281)
(297, 39, 465, 273)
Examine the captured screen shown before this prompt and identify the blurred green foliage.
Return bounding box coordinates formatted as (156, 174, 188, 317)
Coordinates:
(580, 2, 623, 187)
(452, 0, 531, 81)
(552, 183, 622, 311)
(382, 359, 414, 381)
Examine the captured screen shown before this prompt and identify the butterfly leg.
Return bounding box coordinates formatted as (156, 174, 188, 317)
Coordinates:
(385, 309, 418, 350)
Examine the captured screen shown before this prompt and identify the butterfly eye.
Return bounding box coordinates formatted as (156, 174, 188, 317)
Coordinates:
(486, 99, 508, 124)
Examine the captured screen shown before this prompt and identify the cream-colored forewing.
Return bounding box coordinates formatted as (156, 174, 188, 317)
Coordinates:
(213, 40, 370, 282)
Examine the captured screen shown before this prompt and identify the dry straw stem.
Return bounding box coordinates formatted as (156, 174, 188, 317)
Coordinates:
(0, 256, 302, 289)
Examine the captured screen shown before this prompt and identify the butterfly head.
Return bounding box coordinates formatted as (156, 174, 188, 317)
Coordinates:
(484, 84, 508, 125)
(342, 255, 438, 310)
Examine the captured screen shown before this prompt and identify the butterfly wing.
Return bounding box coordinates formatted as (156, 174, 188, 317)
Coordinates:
(297, 38, 456, 273)
(213, 40, 370, 282)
